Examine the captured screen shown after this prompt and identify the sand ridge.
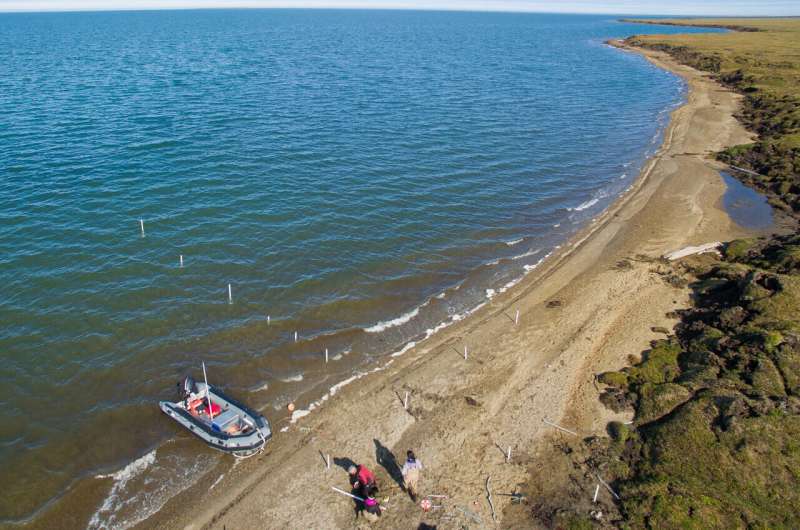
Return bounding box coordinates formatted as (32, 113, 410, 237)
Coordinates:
(143, 43, 760, 530)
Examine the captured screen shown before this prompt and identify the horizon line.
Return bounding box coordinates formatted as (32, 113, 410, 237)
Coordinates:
(0, 5, 797, 16)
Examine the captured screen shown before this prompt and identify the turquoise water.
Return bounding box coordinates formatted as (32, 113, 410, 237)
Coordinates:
(0, 10, 719, 527)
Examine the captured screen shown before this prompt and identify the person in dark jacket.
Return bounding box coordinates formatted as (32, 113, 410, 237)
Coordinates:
(362, 486, 382, 522)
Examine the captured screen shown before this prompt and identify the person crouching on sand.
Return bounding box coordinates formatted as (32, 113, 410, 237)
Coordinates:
(401, 450, 423, 502)
(362, 486, 382, 522)
(349, 463, 376, 497)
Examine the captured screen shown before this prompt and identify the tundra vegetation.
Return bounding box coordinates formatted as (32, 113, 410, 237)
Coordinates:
(526, 19, 800, 529)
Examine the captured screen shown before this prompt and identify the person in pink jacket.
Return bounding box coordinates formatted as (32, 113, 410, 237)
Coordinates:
(348, 463, 376, 497)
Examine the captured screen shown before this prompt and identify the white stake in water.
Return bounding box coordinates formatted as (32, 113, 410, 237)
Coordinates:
(139, 219, 145, 237)
(404, 391, 409, 410)
(267, 315, 271, 325)
(515, 309, 520, 325)
(179, 254, 184, 268)
(227, 284, 232, 304)
(294, 331, 298, 342)
(325, 348, 329, 363)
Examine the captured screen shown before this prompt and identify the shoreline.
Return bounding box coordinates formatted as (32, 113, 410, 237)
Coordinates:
(129, 42, 764, 529)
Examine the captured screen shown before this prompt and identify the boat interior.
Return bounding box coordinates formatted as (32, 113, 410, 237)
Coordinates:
(185, 394, 254, 436)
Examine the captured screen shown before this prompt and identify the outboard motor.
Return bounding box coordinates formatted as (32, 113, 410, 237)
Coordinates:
(181, 376, 198, 398)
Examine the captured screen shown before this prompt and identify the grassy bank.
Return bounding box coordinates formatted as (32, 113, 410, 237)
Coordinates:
(526, 19, 800, 529)
(625, 18, 800, 213)
(594, 239, 800, 527)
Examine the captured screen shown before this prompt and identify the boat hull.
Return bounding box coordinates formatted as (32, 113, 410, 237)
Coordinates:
(159, 384, 272, 457)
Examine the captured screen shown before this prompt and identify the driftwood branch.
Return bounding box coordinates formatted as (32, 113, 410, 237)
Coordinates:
(542, 418, 578, 436)
(595, 473, 620, 500)
(486, 475, 496, 522)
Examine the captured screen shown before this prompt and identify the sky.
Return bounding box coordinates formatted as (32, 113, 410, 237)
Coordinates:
(0, 0, 798, 15)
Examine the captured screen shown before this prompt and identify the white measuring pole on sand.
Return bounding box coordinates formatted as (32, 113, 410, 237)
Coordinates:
(331, 487, 389, 510)
(332, 486, 364, 502)
(202, 361, 214, 419)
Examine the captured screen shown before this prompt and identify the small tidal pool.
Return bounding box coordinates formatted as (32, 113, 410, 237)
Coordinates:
(721, 172, 774, 231)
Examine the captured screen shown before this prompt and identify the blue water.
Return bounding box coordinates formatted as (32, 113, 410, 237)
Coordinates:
(721, 172, 774, 230)
(0, 10, 720, 527)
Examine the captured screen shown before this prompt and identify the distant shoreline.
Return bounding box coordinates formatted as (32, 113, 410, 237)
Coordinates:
(618, 17, 763, 32)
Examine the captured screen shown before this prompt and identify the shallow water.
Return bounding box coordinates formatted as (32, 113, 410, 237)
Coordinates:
(0, 10, 720, 527)
(721, 172, 774, 230)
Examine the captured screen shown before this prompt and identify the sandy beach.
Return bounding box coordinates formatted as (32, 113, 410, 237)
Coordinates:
(141, 42, 762, 530)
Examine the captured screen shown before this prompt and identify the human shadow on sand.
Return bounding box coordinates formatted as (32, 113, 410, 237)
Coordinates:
(332, 456, 357, 473)
(373, 438, 404, 489)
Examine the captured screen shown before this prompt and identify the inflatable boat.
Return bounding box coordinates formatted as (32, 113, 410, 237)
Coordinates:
(159, 366, 271, 458)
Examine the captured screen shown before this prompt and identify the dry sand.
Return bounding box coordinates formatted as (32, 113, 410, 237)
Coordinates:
(144, 42, 762, 530)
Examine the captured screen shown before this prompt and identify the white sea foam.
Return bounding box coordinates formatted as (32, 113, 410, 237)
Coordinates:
(498, 278, 521, 294)
(425, 320, 451, 338)
(435, 292, 446, 299)
(485, 288, 496, 299)
(505, 238, 524, 246)
(391, 341, 416, 358)
(94, 450, 156, 482)
(330, 374, 360, 396)
(90, 450, 215, 530)
(328, 347, 349, 362)
(290, 409, 312, 422)
(512, 248, 540, 260)
(280, 374, 304, 383)
(364, 306, 420, 333)
(568, 198, 599, 212)
(524, 251, 552, 272)
(553, 223, 561, 228)
(250, 382, 269, 392)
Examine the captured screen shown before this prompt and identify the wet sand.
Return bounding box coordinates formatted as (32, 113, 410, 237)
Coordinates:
(142, 42, 760, 529)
